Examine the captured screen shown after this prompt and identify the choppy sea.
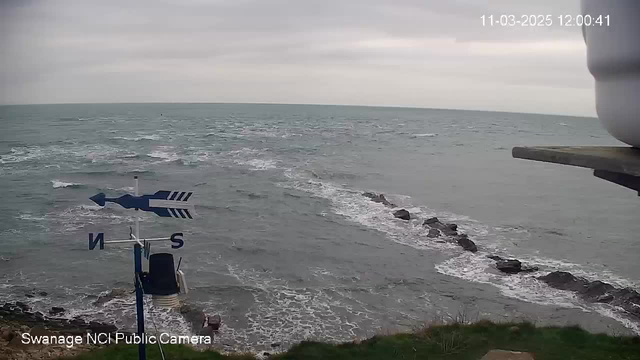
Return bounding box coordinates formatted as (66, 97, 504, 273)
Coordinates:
(1, 103, 638, 353)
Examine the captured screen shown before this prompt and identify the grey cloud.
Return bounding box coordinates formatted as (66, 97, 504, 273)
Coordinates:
(0, 0, 594, 116)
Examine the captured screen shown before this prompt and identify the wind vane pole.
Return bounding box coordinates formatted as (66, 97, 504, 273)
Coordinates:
(87, 176, 195, 360)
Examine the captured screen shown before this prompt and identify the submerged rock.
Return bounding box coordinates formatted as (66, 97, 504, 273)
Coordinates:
(393, 209, 411, 220)
(362, 192, 396, 207)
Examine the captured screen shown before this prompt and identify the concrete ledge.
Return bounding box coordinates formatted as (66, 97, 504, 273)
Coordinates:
(512, 146, 640, 177)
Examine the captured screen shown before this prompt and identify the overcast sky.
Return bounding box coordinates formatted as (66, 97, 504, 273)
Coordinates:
(0, 0, 595, 116)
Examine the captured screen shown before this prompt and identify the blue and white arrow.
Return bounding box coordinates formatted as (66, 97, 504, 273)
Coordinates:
(90, 190, 196, 219)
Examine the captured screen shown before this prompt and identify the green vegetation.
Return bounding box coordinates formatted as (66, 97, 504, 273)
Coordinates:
(61, 321, 640, 360)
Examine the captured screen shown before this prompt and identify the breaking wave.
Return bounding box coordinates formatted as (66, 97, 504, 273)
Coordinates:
(279, 168, 640, 334)
(51, 180, 86, 189)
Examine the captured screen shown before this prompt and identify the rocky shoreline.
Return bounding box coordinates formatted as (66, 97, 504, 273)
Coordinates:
(0, 300, 117, 360)
(0, 287, 222, 360)
(362, 191, 640, 323)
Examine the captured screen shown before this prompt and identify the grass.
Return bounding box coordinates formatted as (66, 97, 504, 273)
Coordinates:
(60, 321, 640, 360)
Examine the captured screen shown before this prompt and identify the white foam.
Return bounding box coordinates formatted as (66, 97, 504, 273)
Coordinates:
(107, 186, 135, 192)
(18, 204, 137, 234)
(147, 150, 180, 162)
(279, 169, 457, 253)
(435, 254, 585, 309)
(51, 180, 83, 189)
(219, 264, 376, 352)
(113, 134, 161, 141)
(0, 147, 47, 164)
(411, 133, 437, 138)
(236, 159, 278, 171)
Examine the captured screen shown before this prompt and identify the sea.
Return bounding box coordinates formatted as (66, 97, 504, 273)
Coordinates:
(1, 103, 639, 353)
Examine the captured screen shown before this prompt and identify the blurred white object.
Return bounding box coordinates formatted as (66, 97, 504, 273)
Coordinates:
(177, 270, 188, 294)
(582, 1, 640, 147)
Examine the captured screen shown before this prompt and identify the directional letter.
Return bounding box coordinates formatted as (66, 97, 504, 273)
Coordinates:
(170, 233, 184, 249)
(89, 233, 105, 250)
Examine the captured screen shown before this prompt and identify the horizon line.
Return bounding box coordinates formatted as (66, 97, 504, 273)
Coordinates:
(0, 101, 596, 119)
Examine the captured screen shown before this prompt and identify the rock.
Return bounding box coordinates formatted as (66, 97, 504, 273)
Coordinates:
(455, 234, 477, 252)
(263, 352, 271, 357)
(39, 291, 48, 297)
(480, 349, 534, 360)
(70, 317, 87, 327)
(393, 209, 411, 220)
(427, 228, 441, 238)
(538, 271, 588, 292)
(89, 321, 117, 334)
(29, 326, 56, 338)
(423, 218, 458, 236)
(94, 288, 130, 306)
(362, 192, 396, 207)
(15, 302, 30, 312)
(49, 307, 65, 315)
(34, 312, 45, 322)
(520, 266, 539, 273)
(582, 281, 615, 301)
(60, 329, 89, 336)
(207, 315, 221, 331)
(9, 334, 29, 348)
(423, 217, 439, 225)
(179, 303, 207, 334)
(1, 329, 16, 341)
(496, 260, 522, 274)
(539, 271, 640, 320)
(271, 342, 281, 348)
(490, 256, 538, 274)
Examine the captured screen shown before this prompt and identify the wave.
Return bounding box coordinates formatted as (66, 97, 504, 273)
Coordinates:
(411, 133, 437, 138)
(235, 159, 278, 171)
(113, 134, 161, 141)
(218, 263, 372, 352)
(279, 169, 640, 334)
(0, 147, 47, 164)
(51, 180, 85, 189)
(147, 150, 180, 162)
(74, 169, 155, 177)
(104, 186, 135, 193)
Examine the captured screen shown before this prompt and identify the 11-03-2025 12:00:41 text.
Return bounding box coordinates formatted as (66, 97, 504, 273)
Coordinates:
(481, 14, 610, 27)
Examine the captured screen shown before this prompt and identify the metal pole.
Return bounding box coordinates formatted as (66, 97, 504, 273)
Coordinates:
(133, 176, 146, 360)
(134, 244, 146, 360)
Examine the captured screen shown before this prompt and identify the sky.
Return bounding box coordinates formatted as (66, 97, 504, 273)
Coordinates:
(0, 0, 596, 116)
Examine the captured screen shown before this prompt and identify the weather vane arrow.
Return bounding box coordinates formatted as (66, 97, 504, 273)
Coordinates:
(90, 190, 196, 219)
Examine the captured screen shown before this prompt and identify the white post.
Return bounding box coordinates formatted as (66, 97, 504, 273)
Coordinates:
(134, 176, 140, 241)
